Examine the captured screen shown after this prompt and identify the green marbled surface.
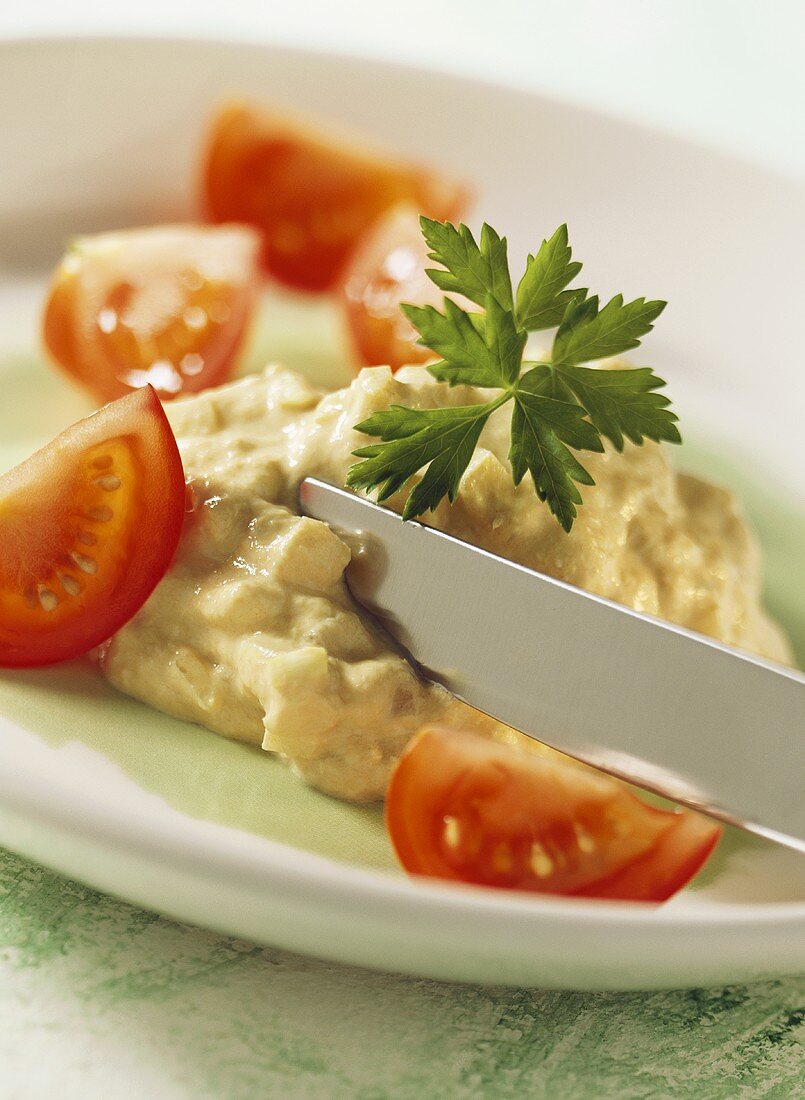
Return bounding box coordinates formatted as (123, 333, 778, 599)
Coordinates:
(0, 850, 803, 1098)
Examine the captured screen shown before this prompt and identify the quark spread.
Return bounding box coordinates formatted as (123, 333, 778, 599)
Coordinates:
(99, 364, 791, 801)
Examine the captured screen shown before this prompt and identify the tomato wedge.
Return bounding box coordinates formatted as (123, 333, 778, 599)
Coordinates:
(43, 224, 259, 403)
(340, 205, 442, 370)
(386, 727, 721, 902)
(201, 100, 469, 292)
(0, 386, 185, 667)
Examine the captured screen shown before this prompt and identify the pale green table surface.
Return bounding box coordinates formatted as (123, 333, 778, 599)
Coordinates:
(1, 848, 803, 1099)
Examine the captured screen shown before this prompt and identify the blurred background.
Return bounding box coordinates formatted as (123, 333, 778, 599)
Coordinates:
(4, 0, 804, 179)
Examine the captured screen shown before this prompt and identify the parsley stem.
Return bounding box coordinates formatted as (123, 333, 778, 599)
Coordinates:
(486, 389, 515, 413)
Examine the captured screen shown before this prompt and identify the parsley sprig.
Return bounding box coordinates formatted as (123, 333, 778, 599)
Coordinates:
(347, 220, 680, 531)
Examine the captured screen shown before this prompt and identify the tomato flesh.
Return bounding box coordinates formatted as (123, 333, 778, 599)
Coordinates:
(0, 386, 186, 667)
(43, 224, 259, 403)
(340, 204, 443, 370)
(573, 809, 721, 902)
(201, 101, 469, 292)
(386, 727, 721, 902)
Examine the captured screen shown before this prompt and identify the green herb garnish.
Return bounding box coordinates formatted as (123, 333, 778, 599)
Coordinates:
(347, 220, 680, 532)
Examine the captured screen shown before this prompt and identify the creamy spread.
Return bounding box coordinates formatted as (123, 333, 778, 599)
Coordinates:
(99, 364, 792, 801)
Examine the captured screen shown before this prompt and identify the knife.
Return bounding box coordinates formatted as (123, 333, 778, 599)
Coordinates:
(300, 477, 805, 853)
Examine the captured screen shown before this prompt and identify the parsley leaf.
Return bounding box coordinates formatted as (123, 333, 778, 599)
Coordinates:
(509, 366, 602, 531)
(420, 218, 513, 310)
(552, 293, 666, 367)
(347, 402, 499, 520)
(515, 224, 585, 331)
(348, 220, 680, 531)
(554, 365, 680, 450)
(420, 296, 526, 389)
(401, 299, 501, 388)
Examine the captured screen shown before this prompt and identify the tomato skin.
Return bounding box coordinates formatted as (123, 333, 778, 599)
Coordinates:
(201, 101, 469, 293)
(0, 386, 186, 668)
(386, 727, 721, 902)
(572, 810, 721, 902)
(340, 205, 442, 371)
(43, 224, 259, 403)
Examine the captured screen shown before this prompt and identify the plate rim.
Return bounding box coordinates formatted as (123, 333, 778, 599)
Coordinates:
(1, 721, 804, 930)
(0, 32, 803, 987)
(3, 29, 804, 189)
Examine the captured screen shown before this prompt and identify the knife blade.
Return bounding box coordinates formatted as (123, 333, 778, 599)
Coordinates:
(300, 477, 805, 853)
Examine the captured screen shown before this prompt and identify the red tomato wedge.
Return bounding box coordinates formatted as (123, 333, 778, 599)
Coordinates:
(201, 100, 469, 293)
(386, 727, 721, 902)
(43, 224, 259, 403)
(0, 386, 186, 668)
(340, 205, 442, 371)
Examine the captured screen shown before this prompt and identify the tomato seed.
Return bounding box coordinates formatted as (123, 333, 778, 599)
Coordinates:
(442, 816, 461, 849)
(57, 573, 81, 597)
(37, 587, 59, 612)
(87, 506, 113, 522)
(71, 552, 98, 575)
(96, 475, 121, 491)
(530, 843, 554, 878)
(574, 825, 596, 853)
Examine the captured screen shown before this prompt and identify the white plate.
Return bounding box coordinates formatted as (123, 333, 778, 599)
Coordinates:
(0, 36, 803, 991)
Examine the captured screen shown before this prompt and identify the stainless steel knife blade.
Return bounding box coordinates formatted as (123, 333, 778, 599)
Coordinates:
(300, 477, 805, 853)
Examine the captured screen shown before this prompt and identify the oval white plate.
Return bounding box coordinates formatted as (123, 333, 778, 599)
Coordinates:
(0, 36, 803, 991)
